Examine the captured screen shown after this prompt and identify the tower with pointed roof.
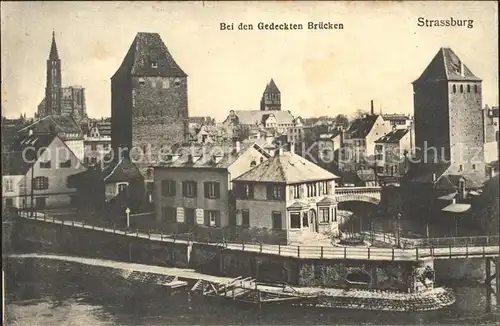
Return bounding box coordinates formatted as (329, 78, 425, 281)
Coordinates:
(412, 47, 484, 172)
(37, 32, 87, 122)
(111, 32, 189, 162)
(44, 31, 62, 116)
(260, 79, 281, 111)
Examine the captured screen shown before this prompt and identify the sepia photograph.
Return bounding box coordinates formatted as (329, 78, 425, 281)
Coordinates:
(1, 1, 499, 325)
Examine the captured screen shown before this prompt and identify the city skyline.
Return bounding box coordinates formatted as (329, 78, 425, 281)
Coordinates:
(1, 1, 498, 121)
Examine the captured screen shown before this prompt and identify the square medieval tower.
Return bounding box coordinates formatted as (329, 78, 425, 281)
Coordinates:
(412, 47, 484, 173)
(111, 32, 188, 165)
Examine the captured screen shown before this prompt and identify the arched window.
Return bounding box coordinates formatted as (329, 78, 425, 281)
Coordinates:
(250, 160, 257, 168)
(474, 85, 478, 93)
(459, 85, 463, 93)
(467, 85, 471, 93)
(452, 85, 456, 93)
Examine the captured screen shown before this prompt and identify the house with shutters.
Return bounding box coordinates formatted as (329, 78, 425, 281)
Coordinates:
(2, 133, 86, 209)
(153, 141, 271, 234)
(232, 148, 340, 245)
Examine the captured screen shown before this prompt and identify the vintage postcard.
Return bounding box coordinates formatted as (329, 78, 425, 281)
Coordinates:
(1, 1, 499, 325)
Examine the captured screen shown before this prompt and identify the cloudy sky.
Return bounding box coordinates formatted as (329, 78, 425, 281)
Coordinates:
(1, 1, 498, 121)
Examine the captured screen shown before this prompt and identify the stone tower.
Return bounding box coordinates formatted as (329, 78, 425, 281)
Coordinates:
(111, 32, 189, 162)
(260, 79, 281, 111)
(44, 31, 62, 116)
(412, 47, 484, 172)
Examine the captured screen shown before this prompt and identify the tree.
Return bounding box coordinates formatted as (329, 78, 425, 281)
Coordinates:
(334, 114, 349, 129)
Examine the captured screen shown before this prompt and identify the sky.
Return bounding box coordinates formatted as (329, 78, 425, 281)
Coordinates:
(1, 1, 498, 121)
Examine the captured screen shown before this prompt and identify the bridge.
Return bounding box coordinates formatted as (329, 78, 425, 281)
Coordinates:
(335, 186, 381, 204)
(18, 211, 498, 262)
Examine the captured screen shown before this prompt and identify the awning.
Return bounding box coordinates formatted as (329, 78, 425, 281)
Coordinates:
(442, 203, 471, 213)
(437, 192, 457, 201)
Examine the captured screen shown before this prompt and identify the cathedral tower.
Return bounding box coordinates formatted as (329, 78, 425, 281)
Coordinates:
(260, 79, 281, 111)
(44, 32, 62, 116)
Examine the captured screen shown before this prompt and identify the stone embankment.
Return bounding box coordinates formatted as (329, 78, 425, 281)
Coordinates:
(296, 287, 455, 312)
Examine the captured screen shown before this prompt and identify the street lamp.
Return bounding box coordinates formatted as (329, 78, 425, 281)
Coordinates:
(396, 213, 402, 248)
(125, 207, 130, 229)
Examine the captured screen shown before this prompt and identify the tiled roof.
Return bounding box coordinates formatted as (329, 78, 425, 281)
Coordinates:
(232, 110, 294, 126)
(18, 115, 82, 137)
(413, 47, 481, 83)
(264, 79, 280, 94)
(156, 142, 271, 169)
(382, 114, 411, 121)
(103, 156, 144, 183)
(234, 151, 339, 184)
(345, 115, 378, 139)
(403, 163, 451, 184)
(112, 32, 187, 79)
(441, 172, 488, 190)
(375, 129, 409, 143)
(2, 134, 57, 175)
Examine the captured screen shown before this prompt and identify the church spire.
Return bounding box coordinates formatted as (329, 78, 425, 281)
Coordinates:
(49, 30, 59, 60)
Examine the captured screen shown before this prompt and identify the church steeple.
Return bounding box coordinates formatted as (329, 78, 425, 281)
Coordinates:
(49, 31, 59, 60)
(45, 31, 62, 115)
(260, 78, 281, 111)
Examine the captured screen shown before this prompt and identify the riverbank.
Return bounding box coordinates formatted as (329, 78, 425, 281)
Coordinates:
(6, 253, 456, 312)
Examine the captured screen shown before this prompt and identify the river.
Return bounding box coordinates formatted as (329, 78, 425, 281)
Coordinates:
(3, 256, 499, 325)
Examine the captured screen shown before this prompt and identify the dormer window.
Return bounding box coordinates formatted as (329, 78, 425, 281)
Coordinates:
(151, 61, 158, 68)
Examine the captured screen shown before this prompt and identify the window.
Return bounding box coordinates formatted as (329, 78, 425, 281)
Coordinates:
(260, 157, 264, 163)
(40, 160, 51, 169)
(117, 182, 128, 194)
(91, 144, 97, 151)
(103, 144, 109, 150)
(319, 207, 330, 223)
(472, 164, 476, 170)
(467, 85, 471, 93)
(452, 85, 456, 93)
(272, 211, 282, 229)
(33, 176, 49, 190)
(474, 85, 478, 93)
(204, 182, 220, 199)
(321, 181, 329, 195)
(302, 212, 309, 227)
(59, 159, 71, 168)
(267, 185, 283, 200)
(375, 144, 383, 152)
(90, 157, 97, 165)
(459, 85, 463, 93)
(290, 212, 301, 229)
(306, 183, 317, 197)
(183, 181, 197, 198)
(162, 79, 170, 89)
(205, 210, 219, 227)
(162, 206, 176, 222)
(174, 78, 181, 88)
(250, 160, 257, 168)
(241, 209, 250, 227)
(151, 61, 158, 68)
(458, 165, 463, 172)
(161, 180, 176, 197)
(293, 184, 301, 199)
(138, 78, 146, 87)
(5, 179, 13, 192)
(240, 183, 253, 199)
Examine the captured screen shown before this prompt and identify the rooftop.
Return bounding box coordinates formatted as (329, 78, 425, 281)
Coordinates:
(233, 150, 339, 184)
(112, 32, 187, 79)
(413, 47, 481, 84)
(375, 129, 410, 143)
(345, 114, 379, 139)
(2, 134, 57, 175)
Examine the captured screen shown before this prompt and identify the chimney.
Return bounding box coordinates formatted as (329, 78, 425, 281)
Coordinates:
(370, 100, 374, 116)
(28, 129, 33, 136)
(460, 61, 464, 77)
(235, 140, 241, 153)
(432, 173, 436, 182)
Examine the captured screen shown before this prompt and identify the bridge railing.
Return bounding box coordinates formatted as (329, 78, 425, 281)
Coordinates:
(336, 186, 382, 196)
(402, 235, 500, 249)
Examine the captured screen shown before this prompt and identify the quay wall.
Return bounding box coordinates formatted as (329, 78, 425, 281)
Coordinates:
(14, 218, 433, 292)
